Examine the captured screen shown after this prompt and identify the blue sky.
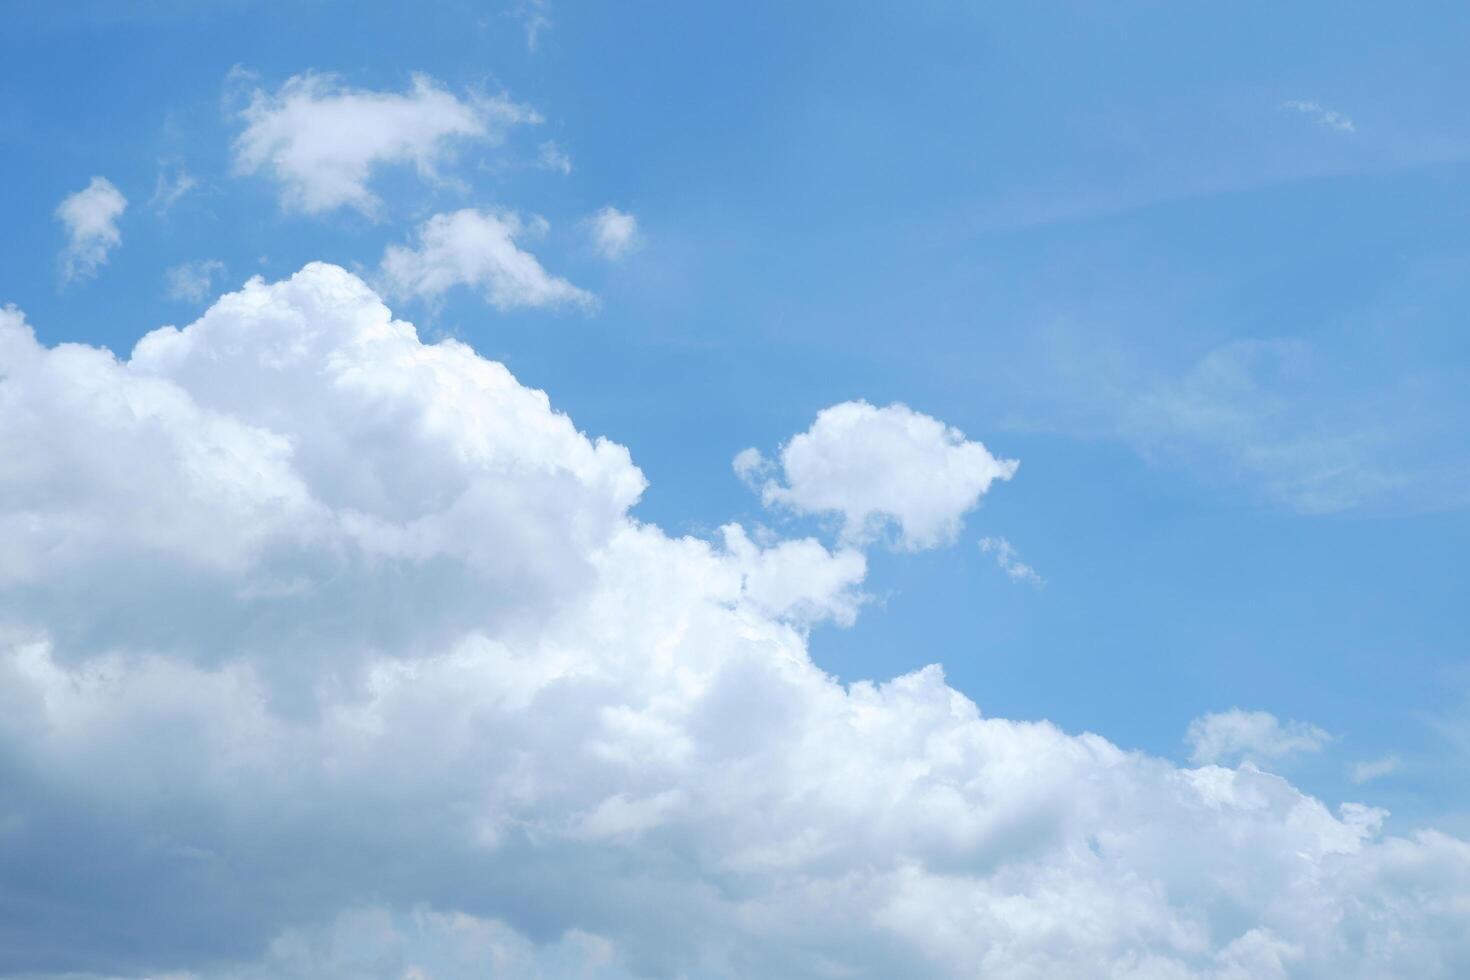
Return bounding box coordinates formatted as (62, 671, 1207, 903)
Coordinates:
(2, 2, 1469, 977)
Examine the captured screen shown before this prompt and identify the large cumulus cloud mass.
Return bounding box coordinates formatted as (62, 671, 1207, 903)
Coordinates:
(1, 265, 1467, 979)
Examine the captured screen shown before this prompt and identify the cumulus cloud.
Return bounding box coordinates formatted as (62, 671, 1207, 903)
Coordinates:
(1186, 709, 1334, 765)
(589, 206, 641, 260)
(164, 258, 226, 302)
(1282, 99, 1357, 134)
(380, 209, 595, 311)
(54, 176, 127, 282)
(739, 400, 1018, 551)
(978, 536, 1044, 586)
(232, 72, 537, 215)
(2, 269, 1469, 979)
(719, 523, 868, 627)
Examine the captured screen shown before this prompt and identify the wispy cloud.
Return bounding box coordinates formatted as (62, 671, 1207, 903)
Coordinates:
(164, 259, 225, 303)
(1349, 755, 1402, 784)
(1186, 708, 1333, 766)
(1119, 339, 1403, 513)
(1281, 99, 1357, 134)
(1037, 330, 1470, 515)
(979, 536, 1044, 586)
(514, 0, 552, 51)
(538, 140, 572, 175)
(149, 162, 198, 213)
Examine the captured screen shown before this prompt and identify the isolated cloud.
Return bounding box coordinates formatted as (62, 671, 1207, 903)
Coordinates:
(164, 258, 226, 302)
(978, 536, 1044, 586)
(2, 269, 1469, 979)
(514, 0, 553, 51)
(149, 162, 198, 212)
(54, 176, 127, 282)
(380, 209, 594, 311)
(232, 72, 537, 215)
(1350, 755, 1403, 785)
(740, 401, 1018, 550)
(1186, 709, 1334, 765)
(589, 206, 640, 259)
(1282, 99, 1357, 134)
(538, 140, 573, 174)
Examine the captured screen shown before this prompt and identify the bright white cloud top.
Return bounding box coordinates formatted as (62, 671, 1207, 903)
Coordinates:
(739, 400, 1019, 551)
(232, 72, 537, 215)
(54, 176, 127, 282)
(380, 208, 594, 311)
(2, 267, 1468, 978)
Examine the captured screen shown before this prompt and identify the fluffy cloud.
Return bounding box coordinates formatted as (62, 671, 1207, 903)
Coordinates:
(719, 523, 867, 627)
(54, 176, 127, 282)
(2, 269, 1469, 979)
(381, 209, 595, 311)
(1186, 709, 1334, 766)
(1110, 339, 1422, 514)
(232, 72, 536, 215)
(738, 400, 1019, 551)
(589, 206, 641, 260)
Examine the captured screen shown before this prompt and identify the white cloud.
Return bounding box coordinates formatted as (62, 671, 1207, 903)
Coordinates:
(978, 536, 1044, 586)
(588, 206, 640, 260)
(740, 400, 1018, 551)
(232, 72, 538, 216)
(1282, 99, 1357, 134)
(538, 140, 573, 174)
(1350, 755, 1403, 784)
(164, 258, 226, 302)
(54, 176, 127, 282)
(720, 523, 868, 627)
(1186, 709, 1334, 765)
(380, 209, 595, 311)
(2, 269, 1469, 979)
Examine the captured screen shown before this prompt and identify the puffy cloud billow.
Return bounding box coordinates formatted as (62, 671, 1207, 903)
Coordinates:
(737, 400, 1019, 551)
(1, 267, 1469, 979)
(380, 209, 594, 312)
